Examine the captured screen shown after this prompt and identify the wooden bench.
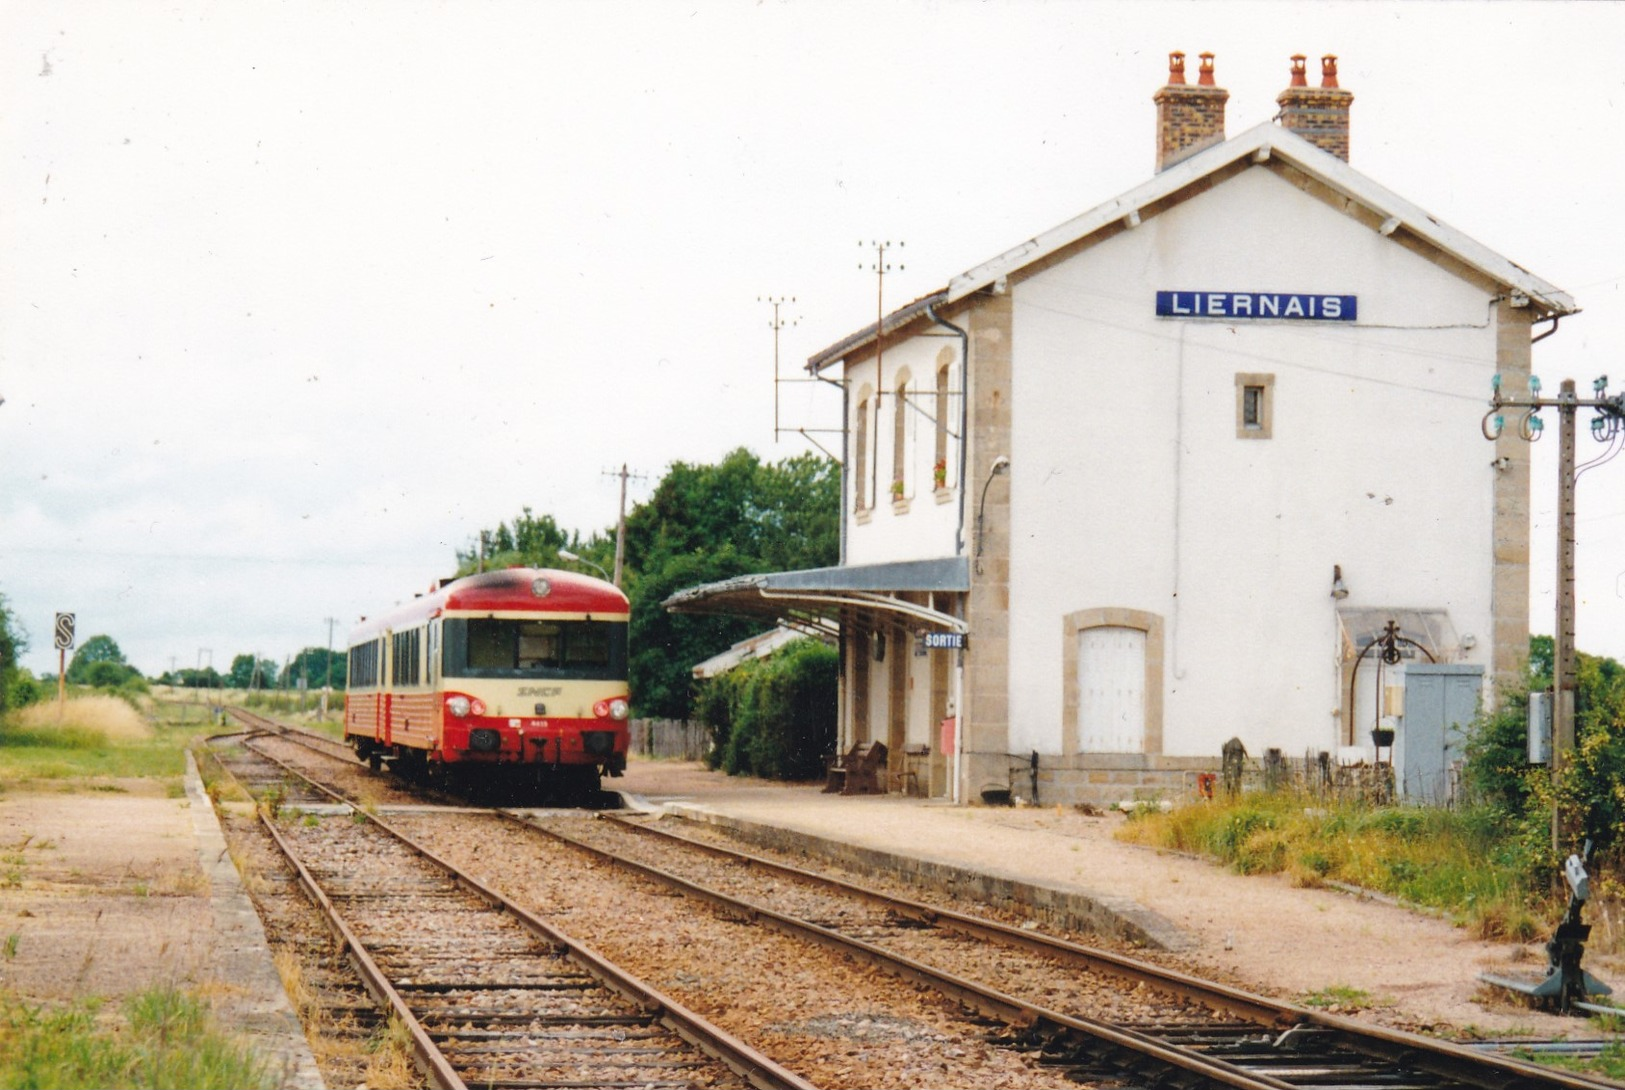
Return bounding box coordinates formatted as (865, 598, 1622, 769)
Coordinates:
(823, 740, 888, 795)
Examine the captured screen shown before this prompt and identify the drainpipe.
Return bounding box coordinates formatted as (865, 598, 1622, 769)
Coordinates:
(926, 302, 970, 556)
(927, 301, 969, 804)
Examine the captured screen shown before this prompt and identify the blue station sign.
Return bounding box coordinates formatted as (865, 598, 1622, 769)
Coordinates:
(1156, 291, 1357, 321)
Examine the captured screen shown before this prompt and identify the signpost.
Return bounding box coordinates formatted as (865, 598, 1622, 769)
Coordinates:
(53, 612, 75, 718)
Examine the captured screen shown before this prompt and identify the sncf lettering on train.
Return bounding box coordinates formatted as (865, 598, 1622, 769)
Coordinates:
(518, 686, 564, 697)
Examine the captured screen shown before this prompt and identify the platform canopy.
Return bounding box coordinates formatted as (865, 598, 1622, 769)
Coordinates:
(663, 556, 970, 641)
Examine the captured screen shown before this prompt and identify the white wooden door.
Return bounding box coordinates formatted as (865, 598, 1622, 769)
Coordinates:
(1077, 626, 1146, 753)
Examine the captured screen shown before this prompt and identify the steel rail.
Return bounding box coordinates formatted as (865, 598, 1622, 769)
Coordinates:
(602, 813, 1294, 1028)
(226, 708, 353, 760)
(517, 811, 1625, 1090)
(502, 810, 1300, 1090)
(257, 812, 469, 1090)
(216, 715, 1623, 1090)
(222, 737, 812, 1090)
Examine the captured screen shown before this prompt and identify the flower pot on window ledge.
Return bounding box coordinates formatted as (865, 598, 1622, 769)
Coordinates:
(1370, 728, 1395, 748)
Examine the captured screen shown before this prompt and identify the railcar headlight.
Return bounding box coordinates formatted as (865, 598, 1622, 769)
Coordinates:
(608, 698, 630, 721)
(446, 696, 471, 718)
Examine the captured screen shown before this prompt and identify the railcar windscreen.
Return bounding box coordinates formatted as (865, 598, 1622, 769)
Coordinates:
(442, 618, 626, 680)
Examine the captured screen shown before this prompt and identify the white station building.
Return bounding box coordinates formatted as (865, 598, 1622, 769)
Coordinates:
(668, 53, 1576, 807)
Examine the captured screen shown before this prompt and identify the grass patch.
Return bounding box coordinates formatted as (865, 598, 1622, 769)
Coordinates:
(1300, 984, 1382, 1011)
(0, 986, 274, 1089)
(1516, 1042, 1625, 1080)
(1118, 793, 1546, 938)
(0, 697, 209, 792)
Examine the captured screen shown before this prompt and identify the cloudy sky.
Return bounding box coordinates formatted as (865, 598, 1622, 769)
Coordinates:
(3, 0, 1622, 677)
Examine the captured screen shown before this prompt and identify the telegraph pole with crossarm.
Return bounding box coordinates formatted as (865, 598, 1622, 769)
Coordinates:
(1484, 372, 1625, 843)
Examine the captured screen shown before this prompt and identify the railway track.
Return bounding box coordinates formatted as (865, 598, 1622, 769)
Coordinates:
(211, 712, 1623, 1089)
(211, 724, 810, 1090)
(506, 810, 1623, 1090)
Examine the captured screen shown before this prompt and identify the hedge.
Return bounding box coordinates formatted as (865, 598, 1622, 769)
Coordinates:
(693, 638, 837, 780)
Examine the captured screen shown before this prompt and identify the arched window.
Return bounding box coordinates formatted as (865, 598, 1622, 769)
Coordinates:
(891, 369, 911, 502)
(934, 359, 951, 490)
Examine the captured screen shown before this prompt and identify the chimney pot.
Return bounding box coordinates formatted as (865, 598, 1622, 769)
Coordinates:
(1153, 49, 1227, 172)
(1277, 51, 1353, 161)
(1198, 52, 1216, 86)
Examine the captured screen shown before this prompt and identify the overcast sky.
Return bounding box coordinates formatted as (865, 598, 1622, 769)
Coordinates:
(3, 0, 1622, 678)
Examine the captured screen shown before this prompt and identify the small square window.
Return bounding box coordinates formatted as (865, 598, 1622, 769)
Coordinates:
(1235, 373, 1274, 439)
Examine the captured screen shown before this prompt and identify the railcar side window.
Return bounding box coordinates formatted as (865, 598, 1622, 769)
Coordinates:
(347, 639, 381, 688)
(444, 618, 627, 680)
(391, 628, 423, 686)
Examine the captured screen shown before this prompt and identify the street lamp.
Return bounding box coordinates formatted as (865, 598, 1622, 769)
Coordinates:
(557, 549, 610, 582)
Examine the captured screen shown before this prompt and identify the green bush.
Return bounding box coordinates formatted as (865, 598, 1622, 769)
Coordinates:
(696, 639, 836, 781)
(1459, 640, 1625, 890)
(4, 669, 42, 712)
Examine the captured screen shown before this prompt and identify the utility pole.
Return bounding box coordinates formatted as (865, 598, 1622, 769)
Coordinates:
(761, 295, 798, 441)
(323, 616, 337, 720)
(602, 464, 647, 588)
(761, 294, 843, 460)
(860, 241, 903, 506)
(1485, 372, 1625, 844)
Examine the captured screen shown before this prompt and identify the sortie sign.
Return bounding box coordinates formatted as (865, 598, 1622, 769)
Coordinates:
(1156, 291, 1357, 321)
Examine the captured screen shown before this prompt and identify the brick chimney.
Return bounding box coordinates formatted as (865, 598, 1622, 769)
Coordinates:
(1276, 54, 1354, 160)
(1154, 51, 1228, 172)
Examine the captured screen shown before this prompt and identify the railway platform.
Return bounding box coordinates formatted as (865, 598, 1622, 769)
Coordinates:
(611, 757, 1596, 1037)
(183, 752, 328, 1090)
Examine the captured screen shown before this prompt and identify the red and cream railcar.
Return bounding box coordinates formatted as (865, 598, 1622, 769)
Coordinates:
(344, 567, 630, 799)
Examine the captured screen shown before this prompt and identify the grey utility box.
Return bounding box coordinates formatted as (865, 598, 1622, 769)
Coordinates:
(1529, 691, 1553, 765)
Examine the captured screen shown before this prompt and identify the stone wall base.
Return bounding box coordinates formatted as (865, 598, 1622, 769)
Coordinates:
(973, 752, 1218, 809)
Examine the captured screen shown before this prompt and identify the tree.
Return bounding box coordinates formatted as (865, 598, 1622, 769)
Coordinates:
(0, 591, 35, 714)
(160, 666, 222, 689)
(66, 634, 140, 687)
(454, 507, 587, 575)
(227, 653, 278, 690)
(626, 547, 760, 719)
(287, 646, 347, 691)
(621, 449, 840, 719)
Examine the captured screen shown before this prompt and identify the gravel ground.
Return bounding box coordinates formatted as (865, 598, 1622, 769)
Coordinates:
(382, 810, 1092, 1089)
(4, 741, 1603, 1090)
(609, 760, 1613, 1039)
